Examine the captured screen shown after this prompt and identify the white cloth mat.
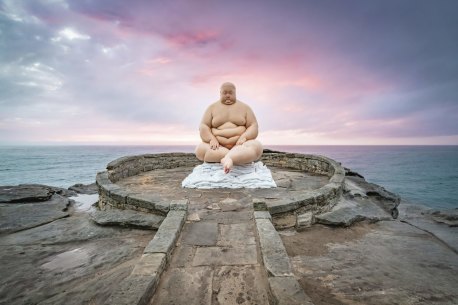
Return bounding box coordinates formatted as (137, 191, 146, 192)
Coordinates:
(182, 161, 277, 189)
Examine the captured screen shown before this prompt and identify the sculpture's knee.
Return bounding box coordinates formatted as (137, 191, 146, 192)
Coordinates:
(195, 144, 207, 161)
(249, 140, 263, 160)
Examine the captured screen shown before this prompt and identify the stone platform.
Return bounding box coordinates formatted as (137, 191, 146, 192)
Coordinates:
(96, 151, 346, 218)
(94, 151, 345, 304)
(116, 166, 329, 217)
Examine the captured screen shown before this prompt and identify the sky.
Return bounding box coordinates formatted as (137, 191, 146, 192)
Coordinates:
(0, 0, 457, 146)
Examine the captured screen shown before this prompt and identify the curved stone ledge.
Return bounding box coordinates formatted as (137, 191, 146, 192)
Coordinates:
(96, 151, 345, 216)
(260, 152, 345, 216)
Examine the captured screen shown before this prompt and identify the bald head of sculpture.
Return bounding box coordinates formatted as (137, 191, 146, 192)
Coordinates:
(220, 82, 236, 105)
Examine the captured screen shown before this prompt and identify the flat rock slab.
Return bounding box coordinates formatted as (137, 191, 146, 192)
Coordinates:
(68, 182, 98, 195)
(284, 221, 458, 305)
(213, 265, 270, 305)
(218, 223, 256, 246)
(181, 222, 218, 246)
(269, 276, 314, 305)
(0, 194, 70, 234)
(0, 184, 77, 203)
(192, 245, 258, 266)
(0, 212, 152, 305)
(201, 210, 253, 224)
(90, 209, 164, 229)
(0, 185, 53, 202)
(150, 266, 213, 305)
(315, 197, 392, 227)
(399, 203, 458, 253)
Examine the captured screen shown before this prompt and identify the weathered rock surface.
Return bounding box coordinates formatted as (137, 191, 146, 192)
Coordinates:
(315, 197, 392, 227)
(0, 210, 153, 305)
(0, 184, 77, 203)
(0, 184, 53, 202)
(399, 203, 458, 253)
(282, 220, 458, 305)
(68, 182, 98, 195)
(315, 174, 401, 227)
(430, 208, 458, 227)
(345, 175, 400, 216)
(90, 209, 164, 229)
(0, 194, 71, 234)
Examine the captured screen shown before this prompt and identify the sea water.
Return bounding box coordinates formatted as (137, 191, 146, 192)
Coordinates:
(0, 145, 457, 209)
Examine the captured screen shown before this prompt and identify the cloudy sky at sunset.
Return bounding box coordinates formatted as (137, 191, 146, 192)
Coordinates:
(1, 0, 457, 145)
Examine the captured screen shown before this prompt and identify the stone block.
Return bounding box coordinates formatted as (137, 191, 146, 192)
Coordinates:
(254, 211, 272, 220)
(170, 199, 188, 211)
(192, 245, 258, 266)
(203, 210, 253, 224)
(253, 198, 268, 211)
(95, 171, 111, 187)
(182, 222, 218, 246)
(154, 200, 170, 213)
(109, 188, 129, 205)
(296, 212, 314, 230)
(268, 199, 300, 215)
(143, 212, 185, 258)
(269, 276, 314, 305)
(218, 223, 256, 246)
(255, 218, 293, 277)
(213, 266, 270, 304)
(126, 193, 156, 210)
(168, 210, 186, 218)
(107, 273, 159, 305)
(132, 253, 166, 276)
(150, 267, 213, 305)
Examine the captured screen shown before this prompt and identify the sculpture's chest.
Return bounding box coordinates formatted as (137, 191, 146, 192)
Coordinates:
(212, 105, 246, 127)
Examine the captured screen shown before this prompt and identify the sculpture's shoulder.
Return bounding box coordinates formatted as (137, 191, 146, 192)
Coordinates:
(208, 100, 221, 112)
(237, 100, 253, 110)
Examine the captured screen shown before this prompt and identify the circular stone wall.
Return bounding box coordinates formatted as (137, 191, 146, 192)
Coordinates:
(96, 151, 345, 216)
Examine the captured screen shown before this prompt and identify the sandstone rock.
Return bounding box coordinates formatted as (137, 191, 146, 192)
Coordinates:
(344, 178, 368, 198)
(345, 176, 400, 218)
(315, 198, 392, 227)
(90, 209, 164, 229)
(68, 182, 98, 195)
(296, 212, 314, 230)
(0, 184, 53, 203)
(0, 194, 71, 234)
(255, 218, 293, 276)
(0, 184, 78, 204)
(398, 203, 458, 253)
(430, 208, 458, 227)
(344, 167, 364, 179)
(269, 276, 314, 305)
(0, 211, 152, 305)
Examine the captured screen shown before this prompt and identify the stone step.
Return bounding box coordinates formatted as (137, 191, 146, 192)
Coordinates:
(149, 206, 272, 305)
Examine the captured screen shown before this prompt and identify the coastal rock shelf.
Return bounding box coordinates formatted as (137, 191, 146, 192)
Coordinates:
(95, 151, 346, 219)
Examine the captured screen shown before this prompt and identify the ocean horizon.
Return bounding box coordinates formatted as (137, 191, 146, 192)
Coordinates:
(1, 145, 457, 210)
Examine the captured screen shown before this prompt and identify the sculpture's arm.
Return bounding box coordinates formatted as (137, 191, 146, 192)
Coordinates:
(241, 106, 259, 141)
(199, 106, 219, 149)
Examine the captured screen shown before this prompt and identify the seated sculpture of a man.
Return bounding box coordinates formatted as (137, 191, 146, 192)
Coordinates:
(195, 82, 263, 173)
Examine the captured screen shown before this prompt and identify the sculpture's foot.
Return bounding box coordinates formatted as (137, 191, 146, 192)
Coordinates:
(220, 156, 234, 174)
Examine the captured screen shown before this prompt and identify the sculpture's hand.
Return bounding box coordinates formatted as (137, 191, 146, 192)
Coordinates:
(236, 135, 247, 146)
(210, 138, 219, 150)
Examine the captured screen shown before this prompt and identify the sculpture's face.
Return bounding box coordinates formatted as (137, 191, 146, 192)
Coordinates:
(220, 84, 236, 105)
